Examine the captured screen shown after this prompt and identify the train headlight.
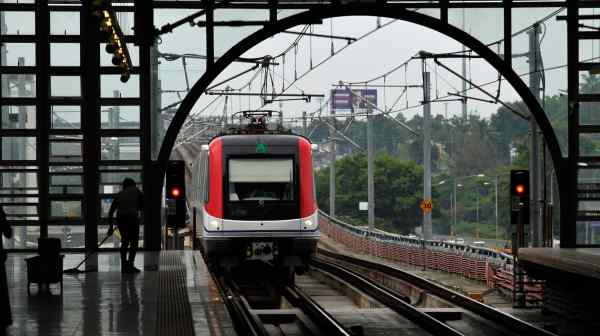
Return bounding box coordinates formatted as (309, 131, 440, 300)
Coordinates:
(209, 219, 220, 230)
(304, 219, 314, 228)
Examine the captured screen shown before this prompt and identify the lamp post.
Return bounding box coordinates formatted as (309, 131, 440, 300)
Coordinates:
(456, 174, 485, 239)
(437, 173, 485, 239)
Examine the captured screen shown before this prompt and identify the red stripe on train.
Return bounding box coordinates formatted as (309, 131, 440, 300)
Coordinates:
(298, 138, 316, 217)
(205, 138, 223, 218)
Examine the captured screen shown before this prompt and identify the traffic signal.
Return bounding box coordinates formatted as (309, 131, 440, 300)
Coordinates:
(166, 160, 186, 200)
(510, 170, 529, 225)
(91, 0, 131, 82)
(166, 160, 186, 228)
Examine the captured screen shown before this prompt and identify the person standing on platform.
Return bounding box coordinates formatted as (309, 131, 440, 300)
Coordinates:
(108, 178, 144, 273)
(0, 207, 13, 331)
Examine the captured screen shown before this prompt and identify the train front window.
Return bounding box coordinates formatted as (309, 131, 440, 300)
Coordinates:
(228, 158, 294, 201)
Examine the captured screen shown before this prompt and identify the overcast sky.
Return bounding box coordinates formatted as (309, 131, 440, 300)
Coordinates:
(152, 6, 589, 133)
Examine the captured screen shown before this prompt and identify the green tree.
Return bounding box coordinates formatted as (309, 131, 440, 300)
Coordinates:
(316, 152, 426, 234)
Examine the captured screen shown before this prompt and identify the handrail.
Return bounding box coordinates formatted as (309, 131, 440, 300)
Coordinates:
(318, 209, 513, 267)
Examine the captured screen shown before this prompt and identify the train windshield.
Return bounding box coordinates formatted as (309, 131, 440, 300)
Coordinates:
(228, 158, 294, 202)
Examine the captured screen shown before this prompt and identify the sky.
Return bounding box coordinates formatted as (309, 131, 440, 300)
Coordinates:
(152, 6, 593, 138)
(3, 6, 591, 138)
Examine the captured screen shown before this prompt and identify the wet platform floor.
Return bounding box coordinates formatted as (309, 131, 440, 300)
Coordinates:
(3, 251, 235, 336)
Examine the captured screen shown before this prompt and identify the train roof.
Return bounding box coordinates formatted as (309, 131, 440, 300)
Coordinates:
(211, 133, 310, 147)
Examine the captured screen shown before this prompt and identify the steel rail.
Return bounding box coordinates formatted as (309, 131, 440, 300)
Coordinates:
(311, 257, 466, 336)
(211, 273, 269, 336)
(283, 285, 353, 336)
(317, 248, 557, 336)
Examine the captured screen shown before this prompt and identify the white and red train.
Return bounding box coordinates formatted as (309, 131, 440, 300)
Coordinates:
(190, 111, 319, 276)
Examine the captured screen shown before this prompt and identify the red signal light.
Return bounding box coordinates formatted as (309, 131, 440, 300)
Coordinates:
(170, 187, 181, 198)
(515, 184, 525, 195)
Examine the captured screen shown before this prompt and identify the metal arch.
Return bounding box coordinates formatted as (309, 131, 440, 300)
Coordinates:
(157, 4, 566, 212)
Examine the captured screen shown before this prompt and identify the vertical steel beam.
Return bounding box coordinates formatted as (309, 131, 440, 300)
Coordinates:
(206, 0, 215, 69)
(81, 1, 101, 255)
(139, 21, 159, 250)
(564, 0, 579, 248)
(269, 0, 278, 24)
(440, 0, 448, 24)
(36, 0, 49, 239)
(503, 0, 512, 67)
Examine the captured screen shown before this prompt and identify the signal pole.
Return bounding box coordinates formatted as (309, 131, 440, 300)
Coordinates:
(421, 53, 433, 240)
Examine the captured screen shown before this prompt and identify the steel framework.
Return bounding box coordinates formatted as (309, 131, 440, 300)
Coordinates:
(0, 0, 594, 252)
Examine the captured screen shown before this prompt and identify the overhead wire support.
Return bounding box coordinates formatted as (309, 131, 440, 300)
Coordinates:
(340, 83, 419, 136)
(432, 57, 529, 120)
(319, 119, 364, 152)
(206, 63, 261, 91)
(205, 91, 324, 100)
(159, 52, 278, 65)
(156, 0, 232, 36)
(281, 30, 357, 43)
(334, 83, 422, 88)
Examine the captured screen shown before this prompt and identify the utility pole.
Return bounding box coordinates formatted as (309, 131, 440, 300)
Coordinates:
(453, 180, 457, 238)
(495, 174, 499, 243)
(421, 53, 432, 240)
(476, 187, 480, 238)
(367, 105, 375, 231)
(302, 111, 307, 136)
(221, 88, 230, 128)
(528, 23, 544, 247)
(329, 114, 336, 218)
(461, 8, 468, 119)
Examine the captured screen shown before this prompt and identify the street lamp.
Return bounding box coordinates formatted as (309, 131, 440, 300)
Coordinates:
(455, 174, 485, 239)
(436, 173, 485, 239)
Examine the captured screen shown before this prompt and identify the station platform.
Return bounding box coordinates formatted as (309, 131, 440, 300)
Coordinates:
(519, 248, 600, 281)
(519, 248, 600, 333)
(3, 251, 235, 336)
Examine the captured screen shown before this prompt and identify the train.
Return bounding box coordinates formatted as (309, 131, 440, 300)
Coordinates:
(190, 111, 319, 278)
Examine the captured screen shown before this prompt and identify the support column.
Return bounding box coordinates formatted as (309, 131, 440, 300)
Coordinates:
(528, 24, 544, 247)
(81, 2, 100, 257)
(422, 57, 432, 240)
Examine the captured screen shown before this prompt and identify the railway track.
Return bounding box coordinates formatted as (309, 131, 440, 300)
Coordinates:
(211, 265, 353, 336)
(207, 249, 558, 336)
(316, 248, 557, 336)
(209, 258, 461, 336)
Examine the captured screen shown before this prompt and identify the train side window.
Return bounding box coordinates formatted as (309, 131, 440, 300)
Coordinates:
(202, 153, 209, 202)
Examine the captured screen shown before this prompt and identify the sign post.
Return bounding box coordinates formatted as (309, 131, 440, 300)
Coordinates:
(420, 199, 433, 213)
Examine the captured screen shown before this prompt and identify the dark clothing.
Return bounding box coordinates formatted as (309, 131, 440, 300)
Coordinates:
(118, 213, 140, 267)
(0, 207, 12, 328)
(109, 186, 144, 270)
(109, 187, 144, 218)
